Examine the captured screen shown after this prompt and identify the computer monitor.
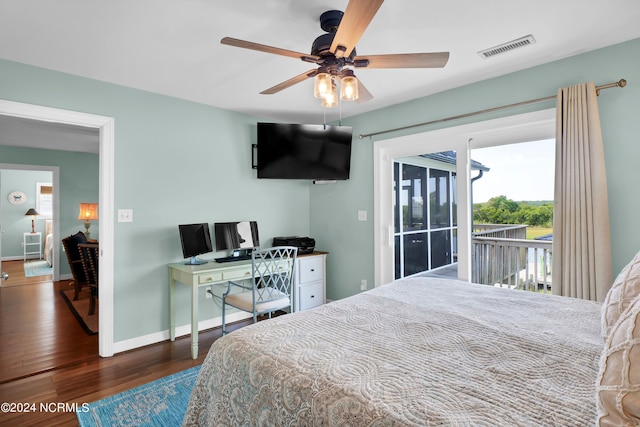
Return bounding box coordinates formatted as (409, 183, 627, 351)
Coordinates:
(178, 223, 213, 265)
(214, 221, 260, 260)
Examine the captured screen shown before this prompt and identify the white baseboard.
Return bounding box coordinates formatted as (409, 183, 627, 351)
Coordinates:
(2, 256, 30, 261)
(111, 311, 254, 355)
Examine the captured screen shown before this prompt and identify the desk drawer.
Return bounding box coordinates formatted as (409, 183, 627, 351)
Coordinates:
(222, 267, 252, 281)
(298, 281, 323, 311)
(197, 272, 223, 284)
(298, 256, 323, 283)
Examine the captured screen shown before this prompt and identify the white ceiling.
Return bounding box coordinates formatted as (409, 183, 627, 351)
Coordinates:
(0, 0, 639, 151)
(0, 115, 100, 153)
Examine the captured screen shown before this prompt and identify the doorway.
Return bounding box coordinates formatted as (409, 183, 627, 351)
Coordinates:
(0, 99, 115, 357)
(0, 165, 58, 285)
(373, 108, 556, 287)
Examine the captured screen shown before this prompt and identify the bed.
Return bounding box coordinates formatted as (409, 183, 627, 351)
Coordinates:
(44, 219, 53, 266)
(183, 267, 640, 426)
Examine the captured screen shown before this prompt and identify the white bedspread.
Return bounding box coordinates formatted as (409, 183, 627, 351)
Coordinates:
(183, 277, 603, 426)
(44, 220, 53, 266)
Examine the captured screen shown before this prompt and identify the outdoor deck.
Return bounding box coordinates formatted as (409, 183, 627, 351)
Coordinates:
(418, 263, 458, 279)
(417, 224, 552, 293)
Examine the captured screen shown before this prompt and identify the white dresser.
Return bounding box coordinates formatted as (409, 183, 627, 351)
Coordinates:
(294, 252, 327, 312)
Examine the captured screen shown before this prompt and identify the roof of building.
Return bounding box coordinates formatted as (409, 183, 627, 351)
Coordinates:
(421, 151, 490, 172)
(534, 233, 553, 241)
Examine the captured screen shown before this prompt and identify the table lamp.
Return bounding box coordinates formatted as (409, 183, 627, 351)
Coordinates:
(24, 208, 39, 234)
(78, 203, 99, 239)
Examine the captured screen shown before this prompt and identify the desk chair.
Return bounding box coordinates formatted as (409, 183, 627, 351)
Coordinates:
(210, 246, 297, 335)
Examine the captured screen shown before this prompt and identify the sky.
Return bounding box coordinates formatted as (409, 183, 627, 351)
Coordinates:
(470, 139, 555, 203)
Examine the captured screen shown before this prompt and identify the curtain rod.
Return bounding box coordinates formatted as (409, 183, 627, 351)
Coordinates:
(358, 78, 627, 140)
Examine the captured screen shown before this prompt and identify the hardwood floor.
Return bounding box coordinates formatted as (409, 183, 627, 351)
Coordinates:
(1, 259, 53, 287)
(0, 260, 248, 426)
(0, 261, 97, 383)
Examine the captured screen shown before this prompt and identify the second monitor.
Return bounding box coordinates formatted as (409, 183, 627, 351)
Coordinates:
(214, 221, 260, 262)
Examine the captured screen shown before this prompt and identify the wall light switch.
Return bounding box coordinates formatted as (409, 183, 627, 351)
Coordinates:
(358, 210, 367, 221)
(118, 209, 133, 223)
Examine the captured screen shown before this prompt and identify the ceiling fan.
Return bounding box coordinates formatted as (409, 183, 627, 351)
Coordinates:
(221, 0, 449, 108)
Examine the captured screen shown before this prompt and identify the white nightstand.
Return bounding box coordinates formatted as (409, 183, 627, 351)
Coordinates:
(23, 232, 42, 261)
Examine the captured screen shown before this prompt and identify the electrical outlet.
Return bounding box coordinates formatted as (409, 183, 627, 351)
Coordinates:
(205, 290, 212, 299)
(358, 210, 367, 221)
(360, 279, 367, 291)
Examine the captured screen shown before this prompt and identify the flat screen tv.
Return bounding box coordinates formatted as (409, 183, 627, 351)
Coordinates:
(214, 221, 260, 262)
(257, 122, 353, 180)
(178, 223, 213, 265)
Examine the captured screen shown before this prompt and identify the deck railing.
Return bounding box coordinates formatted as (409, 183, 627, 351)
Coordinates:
(471, 224, 552, 292)
(473, 224, 528, 240)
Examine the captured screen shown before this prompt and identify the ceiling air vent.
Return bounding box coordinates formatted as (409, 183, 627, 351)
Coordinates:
(477, 35, 536, 59)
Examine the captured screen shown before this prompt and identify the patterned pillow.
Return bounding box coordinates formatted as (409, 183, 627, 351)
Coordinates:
(601, 251, 640, 338)
(597, 294, 640, 426)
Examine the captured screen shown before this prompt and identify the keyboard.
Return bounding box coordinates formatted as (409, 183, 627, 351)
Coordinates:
(215, 255, 252, 263)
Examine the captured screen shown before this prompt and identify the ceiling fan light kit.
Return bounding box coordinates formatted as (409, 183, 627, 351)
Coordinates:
(340, 70, 359, 102)
(314, 68, 359, 107)
(313, 71, 332, 99)
(220, 0, 449, 110)
(320, 82, 339, 108)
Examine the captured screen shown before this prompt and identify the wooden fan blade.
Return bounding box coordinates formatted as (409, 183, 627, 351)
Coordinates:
(354, 52, 450, 68)
(221, 37, 321, 63)
(260, 69, 319, 95)
(330, 0, 384, 59)
(355, 78, 373, 104)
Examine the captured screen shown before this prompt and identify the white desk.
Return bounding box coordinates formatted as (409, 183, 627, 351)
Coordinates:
(168, 259, 253, 359)
(168, 252, 328, 359)
(23, 232, 42, 261)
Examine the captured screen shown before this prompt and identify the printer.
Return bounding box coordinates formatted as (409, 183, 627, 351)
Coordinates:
(272, 236, 315, 255)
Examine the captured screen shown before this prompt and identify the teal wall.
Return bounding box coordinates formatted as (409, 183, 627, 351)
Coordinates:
(1, 169, 52, 257)
(1, 37, 638, 345)
(312, 37, 640, 300)
(0, 59, 310, 342)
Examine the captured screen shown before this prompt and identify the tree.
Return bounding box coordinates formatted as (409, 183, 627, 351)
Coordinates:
(473, 196, 553, 227)
(487, 195, 519, 213)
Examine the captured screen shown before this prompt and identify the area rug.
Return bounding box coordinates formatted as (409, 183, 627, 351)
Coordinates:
(59, 287, 98, 335)
(23, 259, 53, 277)
(77, 365, 201, 427)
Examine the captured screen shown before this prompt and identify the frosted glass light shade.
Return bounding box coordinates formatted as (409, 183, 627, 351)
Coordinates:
(321, 82, 339, 108)
(314, 72, 332, 99)
(340, 75, 359, 101)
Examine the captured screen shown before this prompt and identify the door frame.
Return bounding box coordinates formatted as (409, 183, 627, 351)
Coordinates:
(0, 99, 115, 357)
(373, 108, 556, 287)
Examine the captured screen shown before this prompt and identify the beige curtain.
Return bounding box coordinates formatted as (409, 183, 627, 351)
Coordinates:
(552, 82, 612, 301)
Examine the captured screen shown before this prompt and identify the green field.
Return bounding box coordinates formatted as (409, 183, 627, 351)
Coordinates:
(526, 227, 553, 240)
